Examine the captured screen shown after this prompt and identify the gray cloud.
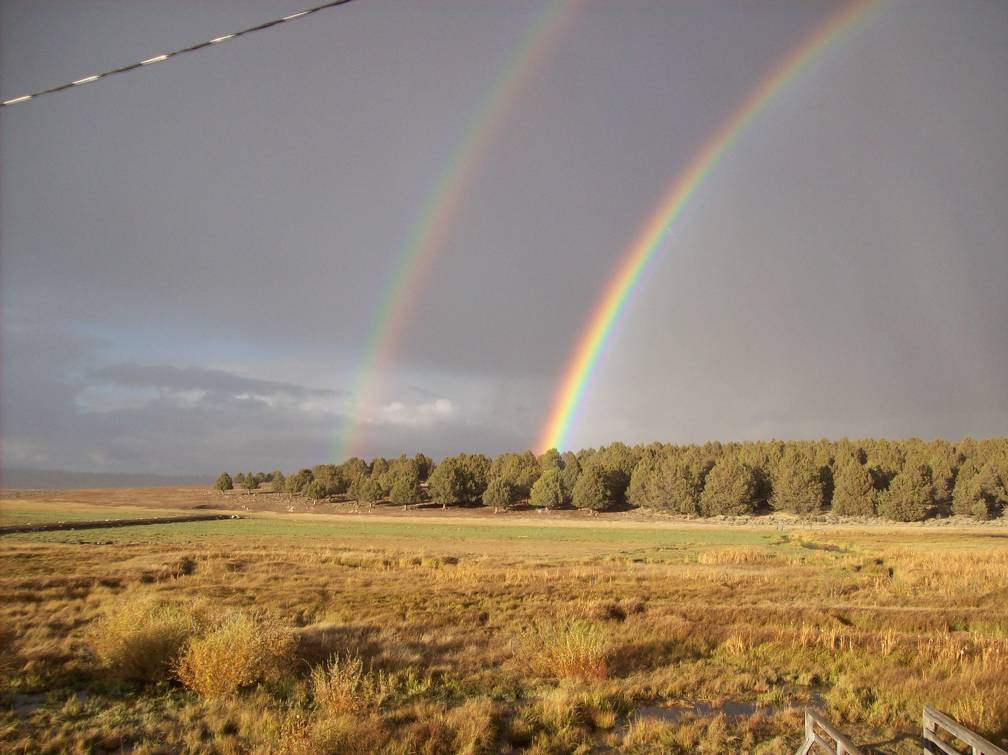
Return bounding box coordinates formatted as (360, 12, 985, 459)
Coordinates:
(2, 0, 1006, 470)
(88, 363, 342, 402)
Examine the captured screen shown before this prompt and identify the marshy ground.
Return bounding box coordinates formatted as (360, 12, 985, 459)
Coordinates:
(1, 488, 1006, 753)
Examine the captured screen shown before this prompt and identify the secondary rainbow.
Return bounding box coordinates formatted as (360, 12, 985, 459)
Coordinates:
(536, 0, 877, 454)
(337, 0, 577, 459)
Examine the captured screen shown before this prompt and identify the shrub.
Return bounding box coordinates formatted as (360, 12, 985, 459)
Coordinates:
(521, 619, 609, 680)
(175, 611, 294, 698)
(214, 473, 233, 492)
(310, 653, 375, 716)
(89, 598, 199, 683)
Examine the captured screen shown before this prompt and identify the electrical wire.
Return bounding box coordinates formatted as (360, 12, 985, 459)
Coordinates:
(1, 0, 358, 108)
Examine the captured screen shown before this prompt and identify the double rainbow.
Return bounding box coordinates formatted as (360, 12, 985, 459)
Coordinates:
(536, 0, 876, 453)
(336, 0, 578, 459)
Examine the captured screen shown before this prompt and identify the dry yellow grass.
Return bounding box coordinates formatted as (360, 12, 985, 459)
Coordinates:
(175, 610, 294, 698)
(1, 490, 1007, 753)
(88, 596, 199, 682)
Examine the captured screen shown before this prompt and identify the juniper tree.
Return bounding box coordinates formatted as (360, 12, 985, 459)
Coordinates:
(389, 473, 421, 507)
(530, 467, 564, 509)
(770, 449, 825, 514)
(572, 466, 611, 511)
(270, 471, 285, 493)
(304, 480, 326, 500)
(699, 457, 759, 516)
(490, 451, 540, 499)
(559, 452, 581, 503)
(878, 465, 932, 522)
(482, 478, 518, 512)
(831, 457, 876, 516)
(214, 473, 233, 492)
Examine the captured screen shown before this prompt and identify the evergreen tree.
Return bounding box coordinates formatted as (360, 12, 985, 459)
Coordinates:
(952, 459, 980, 516)
(304, 480, 326, 500)
(270, 471, 285, 493)
(389, 473, 421, 507)
(699, 458, 759, 516)
(771, 450, 826, 514)
(878, 465, 932, 521)
(482, 478, 518, 511)
(490, 451, 540, 499)
(572, 466, 611, 511)
(214, 472, 233, 492)
(626, 456, 658, 507)
(530, 467, 564, 509)
(538, 448, 563, 472)
(558, 452, 581, 503)
(353, 475, 382, 505)
(413, 453, 434, 482)
(831, 458, 876, 516)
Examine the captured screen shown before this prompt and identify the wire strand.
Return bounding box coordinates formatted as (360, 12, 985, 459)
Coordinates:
(1, 0, 358, 108)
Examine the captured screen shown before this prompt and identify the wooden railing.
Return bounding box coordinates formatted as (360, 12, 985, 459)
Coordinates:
(923, 706, 1008, 755)
(796, 710, 864, 755)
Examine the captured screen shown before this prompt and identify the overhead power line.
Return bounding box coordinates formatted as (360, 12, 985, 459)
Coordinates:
(1, 0, 358, 108)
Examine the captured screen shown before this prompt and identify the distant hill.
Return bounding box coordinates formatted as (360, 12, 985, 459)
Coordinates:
(0, 468, 210, 490)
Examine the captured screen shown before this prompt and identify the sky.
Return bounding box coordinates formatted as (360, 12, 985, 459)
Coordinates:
(1, 0, 1006, 475)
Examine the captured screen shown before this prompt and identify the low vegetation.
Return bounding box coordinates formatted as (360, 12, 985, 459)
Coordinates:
(1, 510, 1006, 752)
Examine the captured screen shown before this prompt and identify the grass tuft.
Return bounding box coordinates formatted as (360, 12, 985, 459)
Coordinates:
(521, 619, 609, 680)
(175, 610, 294, 698)
(88, 597, 198, 683)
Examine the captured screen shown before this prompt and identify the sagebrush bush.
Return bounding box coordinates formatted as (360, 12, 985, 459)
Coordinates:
(521, 619, 609, 680)
(310, 653, 375, 715)
(88, 598, 198, 683)
(175, 611, 294, 698)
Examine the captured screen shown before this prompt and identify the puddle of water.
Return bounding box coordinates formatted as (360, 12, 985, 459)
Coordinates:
(636, 691, 825, 724)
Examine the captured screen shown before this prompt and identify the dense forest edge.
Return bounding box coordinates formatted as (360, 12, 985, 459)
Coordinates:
(217, 437, 1008, 522)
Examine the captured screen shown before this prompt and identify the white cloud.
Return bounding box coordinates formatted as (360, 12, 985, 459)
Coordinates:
(372, 398, 457, 427)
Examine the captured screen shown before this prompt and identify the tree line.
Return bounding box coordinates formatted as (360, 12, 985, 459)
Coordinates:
(215, 437, 1008, 521)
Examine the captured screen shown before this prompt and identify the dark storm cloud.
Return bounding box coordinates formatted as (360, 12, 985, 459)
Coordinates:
(2, 0, 1007, 469)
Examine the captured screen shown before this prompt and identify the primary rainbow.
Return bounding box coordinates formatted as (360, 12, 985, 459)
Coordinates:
(536, 0, 876, 454)
(337, 0, 577, 459)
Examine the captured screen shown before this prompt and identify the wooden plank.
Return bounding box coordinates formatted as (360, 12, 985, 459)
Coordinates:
(807, 710, 864, 755)
(923, 707, 1008, 755)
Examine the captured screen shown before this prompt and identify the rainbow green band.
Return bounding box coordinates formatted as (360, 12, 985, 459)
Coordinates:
(536, 0, 876, 454)
(337, 0, 576, 459)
